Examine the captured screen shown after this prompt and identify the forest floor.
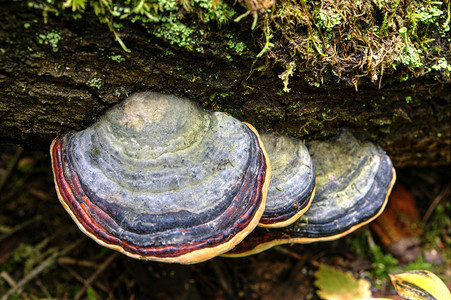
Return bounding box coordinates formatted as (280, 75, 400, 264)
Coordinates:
(0, 145, 449, 300)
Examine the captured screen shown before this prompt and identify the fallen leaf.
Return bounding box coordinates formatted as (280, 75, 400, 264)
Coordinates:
(389, 270, 451, 300)
(314, 264, 372, 300)
(370, 185, 422, 263)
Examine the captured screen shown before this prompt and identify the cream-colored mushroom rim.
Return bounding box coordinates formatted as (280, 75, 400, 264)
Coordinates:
(223, 168, 396, 258)
(51, 122, 271, 264)
(259, 178, 317, 228)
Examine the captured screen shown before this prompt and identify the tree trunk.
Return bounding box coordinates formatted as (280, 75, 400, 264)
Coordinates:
(1, 0, 449, 168)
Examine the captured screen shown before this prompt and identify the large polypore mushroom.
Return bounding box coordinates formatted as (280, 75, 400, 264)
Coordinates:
(223, 130, 396, 257)
(258, 134, 316, 228)
(50, 92, 270, 264)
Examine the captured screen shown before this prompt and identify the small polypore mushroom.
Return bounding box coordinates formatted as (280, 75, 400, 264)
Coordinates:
(223, 130, 396, 257)
(50, 92, 271, 264)
(258, 133, 316, 228)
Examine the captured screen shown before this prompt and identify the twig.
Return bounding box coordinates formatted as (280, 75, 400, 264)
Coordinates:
(366, 228, 376, 249)
(1, 239, 83, 300)
(274, 246, 304, 260)
(0, 271, 16, 286)
(1, 252, 58, 300)
(422, 185, 450, 224)
(36, 278, 52, 299)
(58, 256, 100, 268)
(64, 264, 92, 286)
(0, 271, 23, 296)
(74, 252, 119, 300)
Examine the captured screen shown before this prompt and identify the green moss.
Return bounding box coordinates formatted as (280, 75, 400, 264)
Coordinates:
(370, 244, 399, 287)
(154, 17, 195, 48)
(110, 0, 233, 49)
(291, 102, 301, 109)
(413, 4, 444, 24)
(163, 48, 174, 56)
(63, 0, 87, 12)
(108, 54, 125, 63)
(400, 73, 409, 82)
(36, 30, 62, 52)
(72, 12, 82, 20)
(224, 33, 248, 55)
(86, 287, 97, 300)
(87, 77, 103, 89)
(28, 0, 449, 84)
(431, 57, 451, 76)
(315, 9, 342, 32)
(114, 87, 129, 97)
(265, 0, 449, 87)
(193, 0, 236, 23)
(30, 0, 234, 53)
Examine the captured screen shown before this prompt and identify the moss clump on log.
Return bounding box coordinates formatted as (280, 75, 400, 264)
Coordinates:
(28, 0, 450, 89)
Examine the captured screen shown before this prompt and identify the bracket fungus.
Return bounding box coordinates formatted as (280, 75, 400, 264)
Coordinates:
(50, 92, 271, 264)
(258, 134, 316, 228)
(223, 130, 396, 257)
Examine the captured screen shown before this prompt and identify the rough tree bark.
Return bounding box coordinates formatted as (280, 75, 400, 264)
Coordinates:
(1, 0, 450, 168)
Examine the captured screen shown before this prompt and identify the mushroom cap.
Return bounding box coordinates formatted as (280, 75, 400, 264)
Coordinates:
(51, 92, 270, 264)
(258, 134, 316, 227)
(223, 130, 395, 257)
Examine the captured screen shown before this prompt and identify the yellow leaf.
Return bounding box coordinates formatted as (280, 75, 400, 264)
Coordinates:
(314, 264, 372, 300)
(389, 270, 451, 300)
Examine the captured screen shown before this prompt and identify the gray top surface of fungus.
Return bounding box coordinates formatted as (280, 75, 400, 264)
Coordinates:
(260, 134, 315, 212)
(222, 130, 394, 258)
(299, 130, 393, 233)
(63, 92, 260, 236)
